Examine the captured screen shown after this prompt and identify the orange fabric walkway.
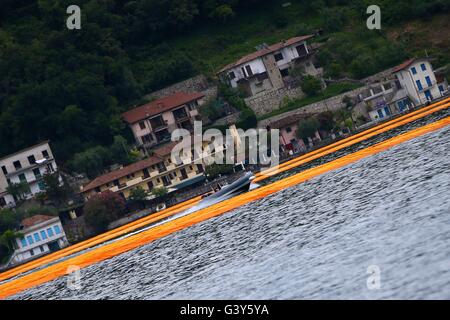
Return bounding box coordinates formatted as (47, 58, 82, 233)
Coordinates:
(1, 115, 449, 299)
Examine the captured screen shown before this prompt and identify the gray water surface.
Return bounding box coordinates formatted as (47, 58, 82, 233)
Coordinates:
(9, 124, 450, 299)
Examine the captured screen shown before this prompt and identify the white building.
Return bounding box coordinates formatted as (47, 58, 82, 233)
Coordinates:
(392, 58, 448, 106)
(0, 141, 58, 208)
(218, 35, 322, 97)
(8, 214, 68, 266)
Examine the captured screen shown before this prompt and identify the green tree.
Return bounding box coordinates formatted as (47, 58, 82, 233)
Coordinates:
(296, 118, 320, 141)
(151, 187, 168, 198)
(84, 191, 126, 233)
(301, 75, 322, 96)
(317, 111, 335, 131)
(42, 173, 73, 208)
(110, 135, 133, 165)
(205, 163, 234, 180)
(71, 146, 111, 179)
(6, 182, 30, 203)
(129, 186, 148, 202)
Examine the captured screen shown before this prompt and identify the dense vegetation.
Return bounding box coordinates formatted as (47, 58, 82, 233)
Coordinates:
(1, 0, 449, 169)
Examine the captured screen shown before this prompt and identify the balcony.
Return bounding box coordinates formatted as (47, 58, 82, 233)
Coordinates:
(173, 108, 189, 122)
(149, 116, 167, 131)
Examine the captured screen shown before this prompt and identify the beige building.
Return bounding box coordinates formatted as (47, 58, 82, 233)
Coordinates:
(80, 140, 224, 200)
(0, 141, 58, 208)
(122, 92, 205, 149)
(217, 35, 323, 97)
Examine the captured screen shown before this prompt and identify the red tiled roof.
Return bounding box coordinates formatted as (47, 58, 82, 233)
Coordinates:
(122, 92, 205, 124)
(152, 141, 179, 157)
(82, 156, 162, 192)
(391, 58, 416, 73)
(21, 215, 56, 229)
(218, 35, 314, 74)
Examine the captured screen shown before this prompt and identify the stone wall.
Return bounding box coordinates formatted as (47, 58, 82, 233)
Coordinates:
(258, 86, 369, 128)
(245, 86, 305, 117)
(211, 112, 242, 126)
(145, 74, 218, 102)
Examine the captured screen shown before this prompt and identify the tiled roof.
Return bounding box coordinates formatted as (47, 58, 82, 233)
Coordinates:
(81, 140, 188, 193)
(122, 92, 205, 124)
(152, 141, 179, 157)
(82, 156, 162, 192)
(21, 215, 56, 229)
(218, 35, 314, 74)
(392, 58, 416, 73)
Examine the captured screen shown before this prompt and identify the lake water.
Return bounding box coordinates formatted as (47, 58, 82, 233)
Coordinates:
(8, 116, 450, 299)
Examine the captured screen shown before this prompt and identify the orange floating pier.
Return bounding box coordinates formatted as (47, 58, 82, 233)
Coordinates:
(1, 115, 449, 299)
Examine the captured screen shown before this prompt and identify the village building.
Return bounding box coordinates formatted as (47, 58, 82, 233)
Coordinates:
(267, 113, 323, 153)
(0, 141, 58, 208)
(80, 140, 225, 200)
(392, 58, 448, 107)
(217, 35, 323, 97)
(122, 92, 205, 149)
(8, 214, 68, 266)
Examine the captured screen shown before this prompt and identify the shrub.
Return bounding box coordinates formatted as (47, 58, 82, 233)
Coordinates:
(301, 75, 322, 96)
(84, 191, 126, 233)
(151, 187, 168, 198)
(205, 164, 234, 180)
(296, 118, 320, 141)
(129, 186, 148, 202)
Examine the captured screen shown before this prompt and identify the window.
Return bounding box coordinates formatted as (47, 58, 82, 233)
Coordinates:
(141, 134, 153, 144)
(147, 181, 154, 191)
(13, 160, 22, 170)
(280, 68, 289, 77)
(18, 173, 27, 183)
(2, 166, 8, 175)
(425, 76, 432, 87)
(33, 168, 41, 179)
(377, 109, 384, 118)
(416, 80, 423, 91)
(42, 150, 49, 158)
(139, 121, 146, 130)
(40, 230, 47, 240)
(228, 71, 236, 80)
(245, 65, 253, 77)
(274, 52, 284, 62)
(47, 228, 54, 237)
(0, 197, 6, 207)
(47, 163, 54, 173)
(34, 233, 41, 242)
(421, 63, 426, 71)
(27, 235, 34, 245)
(21, 238, 27, 247)
(54, 225, 61, 234)
(411, 67, 417, 75)
(28, 155, 36, 165)
(439, 85, 444, 92)
(286, 127, 292, 133)
(30, 249, 34, 256)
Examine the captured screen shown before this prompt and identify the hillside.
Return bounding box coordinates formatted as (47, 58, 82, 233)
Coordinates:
(0, 0, 449, 172)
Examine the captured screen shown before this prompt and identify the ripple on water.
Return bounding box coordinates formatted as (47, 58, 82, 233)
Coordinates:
(9, 125, 450, 300)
